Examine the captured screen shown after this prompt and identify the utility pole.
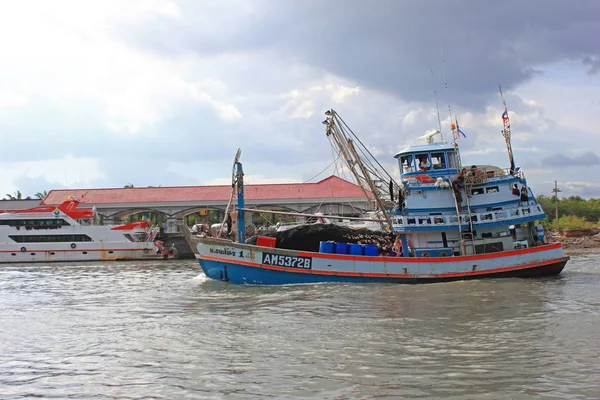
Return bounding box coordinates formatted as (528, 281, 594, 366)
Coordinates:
(552, 180, 562, 223)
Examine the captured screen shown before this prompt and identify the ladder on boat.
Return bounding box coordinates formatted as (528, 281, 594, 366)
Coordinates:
(452, 182, 477, 256)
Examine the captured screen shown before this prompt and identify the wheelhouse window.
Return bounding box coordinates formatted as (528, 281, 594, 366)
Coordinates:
(431, 152, 446, 170)
(486, 186, 499, 193)
(8, 234, 93, 243)
(416, 154, 430, 171)
(446, 151, 457, 169)
(400, 155, 415, 173)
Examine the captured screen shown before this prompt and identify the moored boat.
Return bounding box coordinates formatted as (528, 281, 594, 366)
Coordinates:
(0, 199, 174, 263)
(185, 103, 569, 284)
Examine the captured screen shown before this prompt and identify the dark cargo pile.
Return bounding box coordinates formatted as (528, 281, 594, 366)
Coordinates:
(246, 224, 394, 254)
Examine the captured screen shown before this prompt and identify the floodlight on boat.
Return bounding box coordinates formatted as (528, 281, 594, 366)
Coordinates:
(324, 110, 332, 116)
(322, 119, 329, 125)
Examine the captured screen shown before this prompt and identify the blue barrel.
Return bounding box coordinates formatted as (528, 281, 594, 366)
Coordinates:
(537, 226, 545, 242)
(319, 241, 335, 253)
(349, 243, 364, 256)
(364, 244, 379, 256)
(334, 242, 349, 254)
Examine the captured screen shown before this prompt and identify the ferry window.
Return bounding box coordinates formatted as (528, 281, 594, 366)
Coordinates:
(416, 154, 430, 171)
(8, 234, 92, 243)
(446, 152, 457, 169)
(486, 186, 499, 193)
(471, 188, 485, 195)
(400, 155, 414, 173)
(0, 218, 70, 227)
(431, 153, 446, 169)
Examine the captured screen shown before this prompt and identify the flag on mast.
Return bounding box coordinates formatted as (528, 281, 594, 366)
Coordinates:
(456, 117, 467, 139)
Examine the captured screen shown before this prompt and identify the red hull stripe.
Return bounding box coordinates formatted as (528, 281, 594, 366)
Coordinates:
(296, 242, 563, 263)
(199, 253, 568, 279)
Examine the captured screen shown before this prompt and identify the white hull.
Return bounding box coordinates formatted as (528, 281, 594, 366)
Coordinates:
(0, 200, 170, 264)
(0, 242, 161, 263)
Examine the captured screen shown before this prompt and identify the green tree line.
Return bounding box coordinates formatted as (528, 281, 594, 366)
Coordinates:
(536, 195, 600, 229)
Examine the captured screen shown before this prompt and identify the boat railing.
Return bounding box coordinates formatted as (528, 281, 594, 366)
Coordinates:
(405, 166, 519, 189)
(145, 225, 160, 242)
(391, 203, 544, 231)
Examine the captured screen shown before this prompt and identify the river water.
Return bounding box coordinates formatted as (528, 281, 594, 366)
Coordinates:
(0, 252, 599, 399)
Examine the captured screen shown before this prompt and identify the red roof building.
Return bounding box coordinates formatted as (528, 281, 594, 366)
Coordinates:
(42, 175, 371, 207)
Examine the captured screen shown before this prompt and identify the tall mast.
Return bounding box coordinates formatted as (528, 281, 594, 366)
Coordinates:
(323, 110, 394, 232)
(219, 149, 242, 239)
(236, 160, 245, 243)
(499, 85, 516, 174)
(441, 46, 453, 139)
(431, 68, 444, 141)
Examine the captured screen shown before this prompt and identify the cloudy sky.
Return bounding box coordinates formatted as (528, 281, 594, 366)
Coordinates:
(1, 0, 599, 200)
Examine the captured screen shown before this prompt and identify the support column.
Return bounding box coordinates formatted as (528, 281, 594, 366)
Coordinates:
(166, 216, 180, 234)
(400, 234, 409, 258)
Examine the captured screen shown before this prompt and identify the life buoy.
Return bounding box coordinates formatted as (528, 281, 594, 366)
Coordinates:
(421, 252, 430, 257)
(143, 248, 150, 254)
(439, 251, 448, 257)
(20, 247, 26, 252)
(70, 243, 77, 249)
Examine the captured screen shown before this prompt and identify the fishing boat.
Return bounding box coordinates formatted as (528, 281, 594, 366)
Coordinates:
(185, 103, 569, 285)
(0, 199, 172, 263)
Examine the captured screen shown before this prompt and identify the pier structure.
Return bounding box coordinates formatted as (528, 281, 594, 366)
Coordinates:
(40, 176, 374, 234)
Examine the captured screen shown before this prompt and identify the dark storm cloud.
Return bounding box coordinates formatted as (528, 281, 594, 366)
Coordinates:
(119, 0, 600, 107)
(542, 151, 600, 167)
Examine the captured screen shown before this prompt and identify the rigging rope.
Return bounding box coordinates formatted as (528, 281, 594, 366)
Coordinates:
(302, 153, 341, 184)
(328, 112, 399, 204)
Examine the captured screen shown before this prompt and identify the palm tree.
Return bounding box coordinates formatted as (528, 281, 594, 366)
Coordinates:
(4, 191, 28, 200)
(35, 190, 48, 199)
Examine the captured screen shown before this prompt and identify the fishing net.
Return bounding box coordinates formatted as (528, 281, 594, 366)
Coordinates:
(246, 224, 394, 254)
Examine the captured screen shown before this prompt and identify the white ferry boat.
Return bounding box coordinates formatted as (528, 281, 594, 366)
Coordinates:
(0, 199, 166, 263)
(185, 107, 568, 285)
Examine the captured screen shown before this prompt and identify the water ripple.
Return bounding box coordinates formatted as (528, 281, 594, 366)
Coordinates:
(1, 256, 599, 399)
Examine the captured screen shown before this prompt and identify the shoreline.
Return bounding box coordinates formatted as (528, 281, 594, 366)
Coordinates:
(548, 231, 600, 253)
